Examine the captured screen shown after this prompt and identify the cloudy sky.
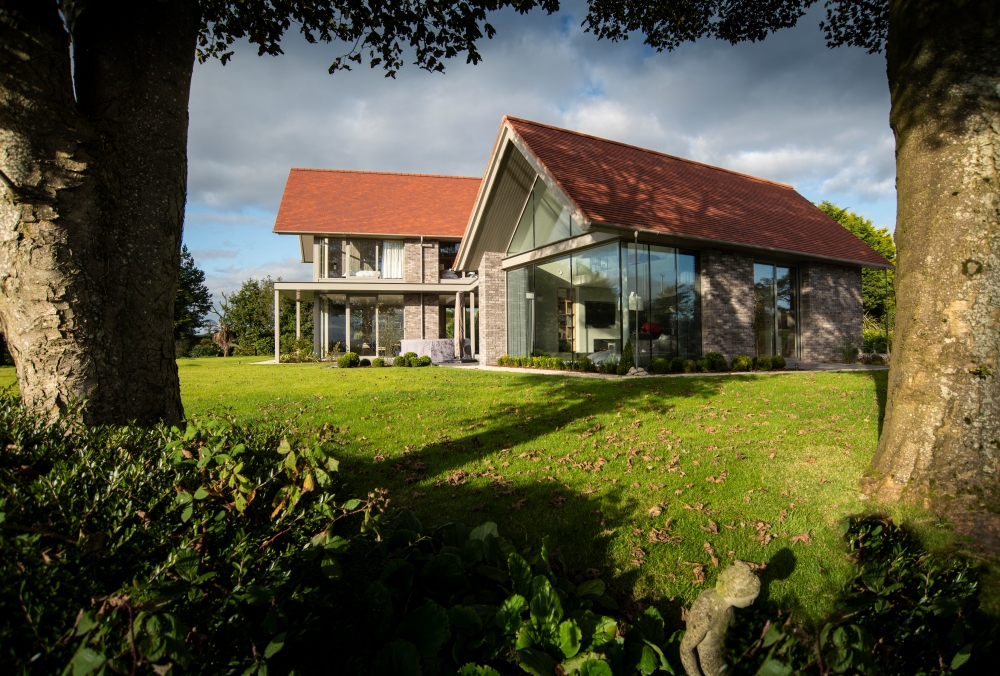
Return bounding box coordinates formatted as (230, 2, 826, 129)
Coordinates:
(183, 1, 895, 300)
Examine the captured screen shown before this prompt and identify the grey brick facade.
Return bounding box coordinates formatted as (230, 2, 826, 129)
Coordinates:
(701, 249, 755, 361)
(403, 239, 439, 283)
(477, 252, 506, 366)
(800, 263, 862, 362)
(403, 293, 441, 340)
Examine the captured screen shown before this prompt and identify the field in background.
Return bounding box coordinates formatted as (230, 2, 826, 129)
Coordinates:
(0, 360, 896, 620)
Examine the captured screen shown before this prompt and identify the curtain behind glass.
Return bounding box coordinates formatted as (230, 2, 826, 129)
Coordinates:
(506, 266, 532, 356)
(381, 240, 403, 279)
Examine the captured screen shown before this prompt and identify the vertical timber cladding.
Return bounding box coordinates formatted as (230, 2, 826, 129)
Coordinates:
(800, 263, 862, 362)
(701, 249, 756, 361)
(478, 252, 507, 366)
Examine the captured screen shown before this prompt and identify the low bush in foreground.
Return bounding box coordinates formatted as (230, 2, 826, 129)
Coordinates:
(338, 351, 361, 368)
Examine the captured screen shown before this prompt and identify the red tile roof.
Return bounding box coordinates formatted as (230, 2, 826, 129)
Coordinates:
(273, 169, 481, 238)
(505, 117, 892, 267)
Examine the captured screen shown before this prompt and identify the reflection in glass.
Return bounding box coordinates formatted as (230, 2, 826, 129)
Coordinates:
(648, 246, 678, 359)
(571, 243, 621, 356)
(506, 178, 583, 255)
(533, 256, 573, 357)
(776, 267, 796, 358)
(508, 193, 535, 255)
(677, 253, 701, 358)
(321, 294, 347, 357)
(506, 266, 533, 356)
(349, 240, 378, 277)
(754, 264, 776, 358)
(377, 295, 404, 357)
(621, 243, 650, 365)
(350, 296, 377, 355)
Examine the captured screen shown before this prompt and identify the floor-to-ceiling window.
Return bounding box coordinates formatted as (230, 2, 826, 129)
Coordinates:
(506, 241, 698, 364)
(377, 295, 404, 357)
(754, 263, 798, 359)
(318, 293, 407, 358)
(321, 294, 347, 355)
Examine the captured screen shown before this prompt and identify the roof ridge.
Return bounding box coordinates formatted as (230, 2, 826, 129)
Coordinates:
(502, 116, 795, 190)
(289, 167, 481, 181)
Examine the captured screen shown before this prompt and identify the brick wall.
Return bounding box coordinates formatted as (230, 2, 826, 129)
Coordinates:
(800, 263, 862, 362)
(477, 252, 506, 365)
(403, 239, 440, 283)
(403, 293, 441, 340)
(701, 249, 755, 361)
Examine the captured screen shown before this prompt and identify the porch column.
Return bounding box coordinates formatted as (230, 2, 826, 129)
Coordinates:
(454, 291, 464, 360)
(274, 288, 280, 363)
(295, 290, 301, 339)
(469, 291, 476, 358)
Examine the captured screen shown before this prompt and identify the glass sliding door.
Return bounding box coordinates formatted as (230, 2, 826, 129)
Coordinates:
(507, 266, 533, 356)
(377, 295, 404, 357)
(622, 243, 650, 366)
(572, 242, 621, 358)
(533, 255, 573, 358)
(754, 263, 798, 359)
(350, 296, 377, 355)
(320, 294, 347, 357)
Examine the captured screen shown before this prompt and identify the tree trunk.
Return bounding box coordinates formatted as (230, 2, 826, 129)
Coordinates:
(871, 1, 1000, 528)
(0, 1, 198, 425)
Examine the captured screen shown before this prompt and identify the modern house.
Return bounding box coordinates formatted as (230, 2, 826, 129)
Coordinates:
(272, 117, 891, 367)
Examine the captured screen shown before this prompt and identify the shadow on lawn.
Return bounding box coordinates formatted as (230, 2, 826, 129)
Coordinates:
(333, 374, 729, 624)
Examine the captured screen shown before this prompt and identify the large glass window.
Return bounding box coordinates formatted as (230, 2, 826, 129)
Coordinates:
(506, 178, 583, 255)
(377, 295, 404, 357)
(350, 296, 377, 355)
(321, 238, 402, 279)
(320, 294, 347, 356)
(506, 241, 698, 365)
(754, 263, 797, 359)
(321, 238, 344, 279)
(381, 241, 404, 279)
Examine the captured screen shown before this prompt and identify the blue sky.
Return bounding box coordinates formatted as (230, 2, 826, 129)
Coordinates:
(183, 2, 895, 302)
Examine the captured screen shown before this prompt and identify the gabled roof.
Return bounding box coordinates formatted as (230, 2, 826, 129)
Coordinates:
(459, 117, 891, 268)
(273, 168, 481, 238)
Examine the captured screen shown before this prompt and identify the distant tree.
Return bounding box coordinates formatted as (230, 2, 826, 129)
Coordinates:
(223, 277, 275, 356)
(174, 245, 213, 344)
(817, 201, 895, 321)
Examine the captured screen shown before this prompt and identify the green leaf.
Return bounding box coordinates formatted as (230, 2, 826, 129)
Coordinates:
(509, 553, 532, 597)
(421, 553, 468, 595)
(579, 614, 617, 649)
(517, 647, 558, 676)
(176, 491, 193, 505)
(70, 647, 106, 676)
(341, 498, 362, 511)
(174, 549, 200, 582)
(193, 486, 209, 500)
(380, 559, 415, 597)
(496, 594, 527, 635)
(757, 658, 793, 676)
(951, 643, 973, 670)
(396, 600, 451, 658)
(321, 554, 342, 580)
(364, 582, 394, 636)
(449, 606, 483, 637)
(636, 607, 665, 645)
(529, 576, 563, 640)
(459, 665, 501, 676)
(575, 579, 606, 598)
(469, 522, 499, 541)
(579, 659, 613, 676)
(372, 639, 422, 676)
(277, 440, 292, 455)
(515, 627, 536, 650)
(636, 643, 658, 675)
(181, 504, 193, 522)
(264, 632, 285, 659)
(558, 619, 582, 658)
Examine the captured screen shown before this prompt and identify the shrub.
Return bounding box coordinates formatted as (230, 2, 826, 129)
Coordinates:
(616, 340, 634, 375)
(359, 358, 371, 366)
(552, 357, 565, 370)
(695, 357, 711, 372)
(497, 355, 509, 366)
(337, 351, 360, 368)
(402, 351, 418, 361)
(771, 354, 786, 369)
(418, 355, 432, 367)
(393, 355, 406, 367)
(841, 340, 860, 364)
(602, 358, 619, 374)
(579, 356, 595, 372)
(752, 355, 772, 371)
(682, 359, 696, 373)
(648, 357, 669, 374)
(407, 355, 422, 367)
(705, 351, 729, 372)
(189, 340, 220, 358)
(863, 327, 891, 353)
(731, 355, 753, 371)
(254, 337, 275, 357)
(869, 353, 886, 365)
(669, 356, 685, 373)
(371, 358, 384, 367)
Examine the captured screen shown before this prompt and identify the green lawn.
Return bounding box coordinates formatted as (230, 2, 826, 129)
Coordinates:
(0, 359, 892, 620)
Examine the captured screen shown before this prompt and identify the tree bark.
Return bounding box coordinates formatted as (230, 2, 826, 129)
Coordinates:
(871, 1, 1000, 521)
(0, 1, 198, 425)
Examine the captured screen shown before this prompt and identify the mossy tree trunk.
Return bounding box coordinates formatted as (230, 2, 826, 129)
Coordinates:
(0, 1, 197, 425)
(871, 1, 1000, 518)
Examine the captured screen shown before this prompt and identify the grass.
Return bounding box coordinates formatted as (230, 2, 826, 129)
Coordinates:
(0, 359, 893, 621)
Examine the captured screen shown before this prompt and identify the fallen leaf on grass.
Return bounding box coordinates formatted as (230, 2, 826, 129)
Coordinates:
(818, 477, 832, 485)
(510, 498, 527, 510)
(779, 509, 788, 523)
(648, 528, 681, 544)
(806, 456, 817, 464)
(412, 492, 426, 498)
(703, 541, 720, 567)
(768, 450, 776, 459)
(674, 489, 684, 496)
(648, 504, 663, 518)
(549, 492, 567, 508)
(790, 531, 811, 545)
(684, 562, 706, 584)
(700, 520, 719, 534)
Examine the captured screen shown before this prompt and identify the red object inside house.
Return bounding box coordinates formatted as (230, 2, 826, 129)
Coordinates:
(642, 322, 662, 335)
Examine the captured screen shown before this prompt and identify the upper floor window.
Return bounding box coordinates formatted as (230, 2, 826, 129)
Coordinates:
(507, 177, 584, 255)
(320, 238, 403, 279)
(439, 241, 459, 272)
